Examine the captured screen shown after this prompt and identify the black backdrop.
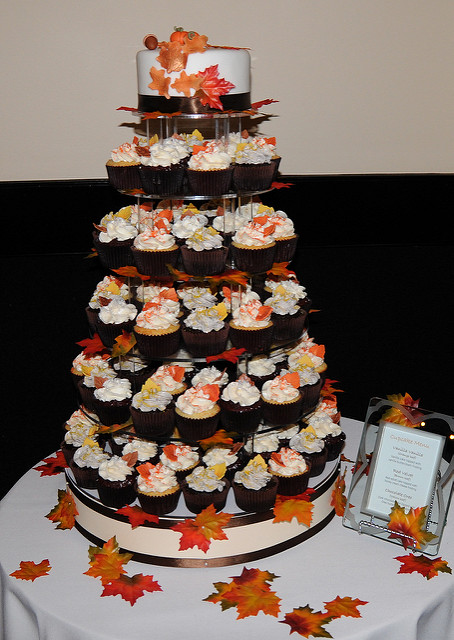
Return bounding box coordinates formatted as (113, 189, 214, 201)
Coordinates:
(2, 174, 453, 499)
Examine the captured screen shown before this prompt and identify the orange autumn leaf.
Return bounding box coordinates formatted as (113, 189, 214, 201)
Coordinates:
(46, 488, 78, 530)
(84, 536, 133, 585)
(110, 331, 136, 358)
(273, 491, 314, 526)
(383, 393, 424, 427)
(95, 418, 133, 435)
(167, 264, 193, 281)
(156, 41, 188, 73)
(251, 98, 279, 109)
(394, 553, 452, 580)
(112, 265, 150, 281)
(280, 605, 333, 638)
(76, 333, 106, 356)
(116, 505, 159, 528)
(171, 504, 232, 552)
(387, 502, 438, 550)
(199, 429, 235, 449)
(281, 371, 301, 389)
(266, 262, 296, 278)
(182, 32, 208, 55)
(10, 559, 51, 582)
(148, 67, 171, 98)
(101, 573, 162, 606)
(34, 450, 68, 476)
(204, 566, 281, 619)
(206, 346, 247, 364)
(323, 595, 368, 619)
(171, 70, 204, 97)
(321, 380, 343, 396)
(200, 383, 220, 402)
(330, 467, 348, 517)
(141, 110, 183, 120)
(196, 64, 235, 110)
(271, 181, 294, 189)
(208, 269, 249, 288)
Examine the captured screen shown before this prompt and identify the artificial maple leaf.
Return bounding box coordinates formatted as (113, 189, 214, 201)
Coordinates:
(110, 331, 136, 358)
(251, 98, 279, 109)
(167, 264, 193, 281)
(171, 70, 204, 97)
(117, 106, 139, 112)
(271, 181, 294, 189)
(101, 573, 162, 606)
(112, 265, 150, 281)
(208, 269, 249, 288)
(34, 450, 68, 476)
(141, 110, 182, 120)
(46, 488, 78, 530)
(115, 504, 160, 528)
(205, 566, 281, 619)
(171, 504, 232, 552)
(280, 605, 333, 638)
(156, 41, 188, 73)
(273, 491, 314, 526)
(76, 333, 106, 356)
(206, 346, 247, 364)
(84, 536, 133, 585)
(321, 380, 344, 396)
(196, 65, 235, 110)
(330, 467, 348, 517)
(95, 418, 133, 435)
(199, 429, 235, 449)
(382, 393, 424, 428)
(10, 559, 51, 582)
(394, 553, 452, 580)
(323, 595, 368, 619)
(148, 67, 171, 99)
(387, 502, 438, 550)
(266, 262, 296, 278)
(182, 33, 208, 55)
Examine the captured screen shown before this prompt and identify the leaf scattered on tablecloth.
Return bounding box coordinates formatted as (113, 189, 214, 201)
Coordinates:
(171, 504, 232, 552)
(394, 553, 452, 580)
(116, 504, 159, 528)
(10, 559, 51, 582)
(330, 467, 348, 517)
(84, 536, 133, 585)
(101, 573, 162, 606)
(387, 502, 437, 550)
(273, 490, 315, 526)
(34, 450, 68, 476)
(280, 596, 368, 637)
(46, 488, 78, 530)
(323, 595, 368, 619)
(205, 566, 281, 619)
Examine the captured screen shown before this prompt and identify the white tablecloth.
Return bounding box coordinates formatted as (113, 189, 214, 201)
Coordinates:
(1, 417, 453, 640)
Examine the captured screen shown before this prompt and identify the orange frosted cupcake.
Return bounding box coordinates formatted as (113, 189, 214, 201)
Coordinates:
(175, 383, 221, 441)
(230, 215, 276, 273)
(261, 372, 303, 426)
(229, 299, 274, 355)
(136, 462, 181, 515)
(133, 301, 180, 358)
(268, 447, 311, 496)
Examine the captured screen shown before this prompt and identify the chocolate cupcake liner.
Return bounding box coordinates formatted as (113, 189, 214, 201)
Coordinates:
(130, 404, 176, 439)
(175, 410, 220, 442)
(261, 396, 303, 426)
(91, 398, 132, 426)
(180, 245, 228, 276)
(136, 487, 181, 515)
(232, 162, 275, 192)
(324, 432, 346, 461)
(131, 245, 180, 278)
(97, 477, 137, 508)
(139, 164, 186, 196)
(233, 476, 279, 512)
(302, 448, 328, 478)
(219, 400, 262, 434)
(272, 309, 307, 342)
(69, 462, 100, 490)
(94, 318, 136, 349)
(133, 326, 181, 358)
(77, 381, 97, 412)
(273, 235, 299, 264)
(230, 242, 276, 273)
(181, 323, 229, 357)
(300, 377, 324, 415)
(106, 163, 142, 191)
(229, 323, 274, 355)
(187, 167, 234, 196)
(182, 479, 230, 514)
(92, 232, 135, 270)
(273, 469, 310, 496)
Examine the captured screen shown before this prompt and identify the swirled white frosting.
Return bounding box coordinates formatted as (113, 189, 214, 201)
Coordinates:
(221, 285, 260, 312)
(261, 375, 300, 403)
(72, 354, 110, 376)
(234, 457, 272, 490)
(233, 140, 273, 165)
(65, 408, 99, 430)
(238, 356, 276, 378)
(232, 218, 275, 247)
(269, 448, 307, 476)
(98, 298, 137, 325)
(94, 377, 132, 402)
(160, 445, 199, 471)
(185, 226, 224, 251)
(122, 439, 158, 461)
(265, 212, 295, 239)
(98, 455, 134, 482)
(184, 306, 226, 333)
(289, 431, 325, 454)
(149, 365, 186, 392)
(186, 466, 225, 492)
(133, 227, 177, 251)
(132, 388, 172, 412)
(136, 462, 179, 493)
(172, 213, 208, 239)
(264, 292, 300, 316)
(64, 423, 97, 447)
(221, 375, 260, 406)
(110, 141, 140, 164)
(191, 366, 229, 388)
(306, 414, 342, 438)
(244, 430, 280, 454)
(231, 299, 272, 329)
(188, 143, 231, 170)
(202, 446, 239, 467)
(141, 138, 189, 167)
(89, 276, 130, 309)
(175, 385, 218, 415)
(98, 217, 138, 243)
(73, 444, 109, 469)
(178, 286, 218, 310)
(265, 279, 307, 300)
(212, 210, 250, 234)
(135, 303, 179, 331)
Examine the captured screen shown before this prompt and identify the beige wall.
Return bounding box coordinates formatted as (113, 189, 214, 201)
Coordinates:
(1, 0, 453, 181)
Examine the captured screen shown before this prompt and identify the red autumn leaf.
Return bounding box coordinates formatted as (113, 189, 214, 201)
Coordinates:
(382, 393, 424, 428)
(199, 429, 235, 449)
(76, 333, 106, 356)
(251, 98, 279, 109)
(141, 110, 183, 120)
(34, 450, 68, 476)
(171, 504, 232, 552)
(280, 605, 333, 638)
(101, 573, 162, 605)
(110, 331, 137, 358)
(271, 181, 294, 189)
(323, 595, 368, 619)
(205, 566, 281, 619)
(46, 488, 78, 530)
(112, 266, 150, 281)
(206, 346, 247, 364)
(196, 64, 235, 110)
(273, 491, 315, 526)
(266, 262, 296, 278)
(117, 106, 139, 113)
(84, 536, 133, 585)
(394, 553, 452, 580)
(115, 505, 160, 528)
(387, 502, 438, 550)
(320, 380, 344, 396)
(10, 559, 51, 582)
(330, 467, 348, 517)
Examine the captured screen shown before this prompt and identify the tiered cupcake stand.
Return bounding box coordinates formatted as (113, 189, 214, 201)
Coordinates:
(66, 111, 341, 567)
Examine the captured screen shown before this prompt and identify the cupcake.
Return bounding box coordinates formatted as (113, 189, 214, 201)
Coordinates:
(264, 209, 299, 263)
(61, 412, 100, 465)
(139, 137, 189, 196)
(106, 139, 142, 191)
(237, 355, 278, 390)
(76, 358, 117, 412)
(133, 301, 181, 358)
(181, 303, 229, 357)
(303, 413, 346, 462)
(233, 455, 279, 512)
(186, 141, 233, 196)
(92, 377, 133, 426)
(264, 276, 311, 314)
(131, 224, 180, 278)
(97, 455, 137, 508)
(182, 464, 230, 514)
(202, 444, 245, 481)
(86, 275, 131, 332)
(92, 216, 138, 270)
(191, 365, 230, 389)
(268, 448, 311, 496)
(232, 137, 276, 192)
(70, 352, 111, 392)
(135, 462, 181, 515)
(174, 383, 221, 441)
(261, 372, 303, 426)
(121, 438, 159, 466)
(220, 283, 261, 315)
(264, 287, 307, 342)
(219, 374, 262, 434)
(230, 215, 276, 273)
(243, 427, 280, 462)
(289, 429, 328, 477)
(291, 365, 323, 414)
(287, 342, 328, 381)
(129, 382, 175, 439)
(111, 354, 154, 392)
(171, 210, 208, 244)
(70, 440, 110, 489)
(180, 226, 228, 276)
(159, 443, 200, 480)
(229, 299, 274, 355)
(94, 298, 138, 348)
(147, 364, 187, 399)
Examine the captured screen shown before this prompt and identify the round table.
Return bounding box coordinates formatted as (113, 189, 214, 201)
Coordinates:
(1, 417, 453, 640)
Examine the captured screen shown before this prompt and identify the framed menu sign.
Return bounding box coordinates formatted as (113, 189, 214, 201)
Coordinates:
(361, 421, 445, 520)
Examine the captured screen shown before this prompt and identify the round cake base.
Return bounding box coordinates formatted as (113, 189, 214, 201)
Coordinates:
(66, 460, 339, 568)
